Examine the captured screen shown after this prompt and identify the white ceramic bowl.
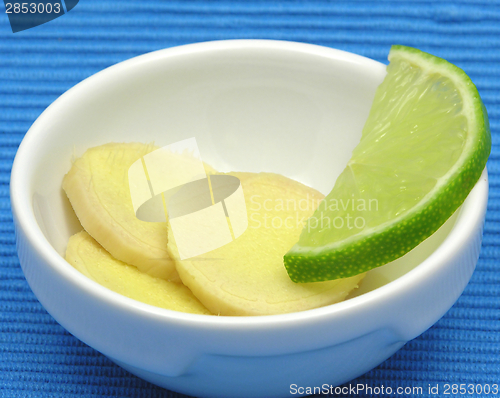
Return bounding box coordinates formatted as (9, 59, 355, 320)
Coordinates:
(10, 40, 488, 398)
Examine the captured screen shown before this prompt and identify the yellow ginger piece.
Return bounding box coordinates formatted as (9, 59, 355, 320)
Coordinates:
(168, 172, 364, 316)
(63, 142, 215, 281)
(66, 231, 212, 315)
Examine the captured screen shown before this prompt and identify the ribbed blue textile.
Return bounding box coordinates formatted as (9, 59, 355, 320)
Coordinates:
(1, 1, 499, 397)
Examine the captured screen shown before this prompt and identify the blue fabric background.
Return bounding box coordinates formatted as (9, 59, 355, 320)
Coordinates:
(0, 1, 499, 397)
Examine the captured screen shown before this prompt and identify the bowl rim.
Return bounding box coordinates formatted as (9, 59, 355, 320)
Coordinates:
(10, 39, 489, 328)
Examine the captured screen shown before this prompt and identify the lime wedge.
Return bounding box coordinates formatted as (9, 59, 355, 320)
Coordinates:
(284, 45, 491, 283)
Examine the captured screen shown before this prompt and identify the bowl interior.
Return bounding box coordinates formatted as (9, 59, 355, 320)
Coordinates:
(25, 41, 459, 298)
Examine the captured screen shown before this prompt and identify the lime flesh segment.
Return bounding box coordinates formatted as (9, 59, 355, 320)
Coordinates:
(284, 45, 491, 283)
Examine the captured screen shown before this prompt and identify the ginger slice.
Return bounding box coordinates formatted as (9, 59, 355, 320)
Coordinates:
(168, 172, 364, 316)
(66, 231, 211, 315)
